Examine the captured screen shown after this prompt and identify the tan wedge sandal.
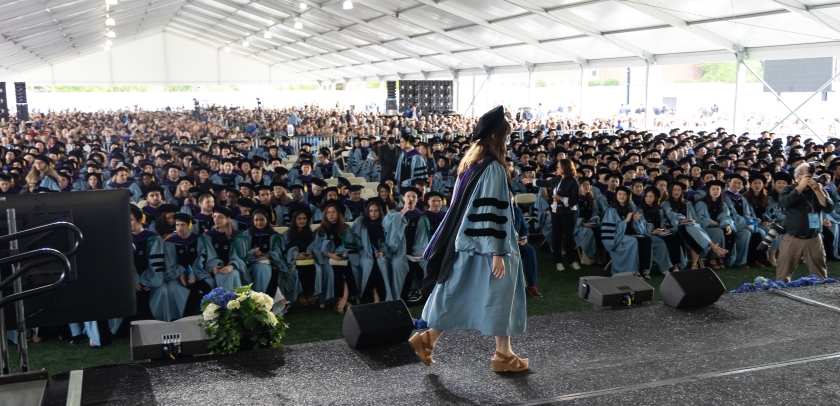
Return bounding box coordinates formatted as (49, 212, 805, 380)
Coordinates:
(408, 332, 435, 366)
(491, 351, 529, 372)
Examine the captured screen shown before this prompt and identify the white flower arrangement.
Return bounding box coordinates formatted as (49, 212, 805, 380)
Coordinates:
(199, 285, 288, 354)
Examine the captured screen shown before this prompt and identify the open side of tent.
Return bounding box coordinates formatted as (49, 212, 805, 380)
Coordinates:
(4, 0, 840, 84)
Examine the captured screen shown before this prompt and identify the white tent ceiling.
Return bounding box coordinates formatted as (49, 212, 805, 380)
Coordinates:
(4, 0, 840, 83)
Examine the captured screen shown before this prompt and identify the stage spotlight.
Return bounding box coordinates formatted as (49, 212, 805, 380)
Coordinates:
(343, 0, 352, 10)
(242, 40, 249, 47)
(107, 30, 116, 38)
(105, 15, 115, 26)
(104, 45, 111, 51)
(105, 39, 113, 46)
(264, 30, 272, 39)
(106, 0, 118, 5)
(299, 2, 307, 10)
(294, 19, 303, 29)
(224, 46, 231, 52)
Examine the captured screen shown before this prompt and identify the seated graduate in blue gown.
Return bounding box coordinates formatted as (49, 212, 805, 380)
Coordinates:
(314, 148, 342, 180)
(283, 209, 321, 306)
(694, 180, 736, 269)
(422, 191, 447, 235)
(349, 198, 392, 304)
(243, 207, 293, 311)
(130, 206, 170, 321)
(314, 200, 360, 313)
(164, 212, 222, 320)
(203, 206, 249, 290)
(382, 186, 430, 304)
(410, 106, 529, 373)
(343, 185, 367, 221)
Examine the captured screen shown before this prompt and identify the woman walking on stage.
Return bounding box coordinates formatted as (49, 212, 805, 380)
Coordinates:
(409, 105, 528, 373)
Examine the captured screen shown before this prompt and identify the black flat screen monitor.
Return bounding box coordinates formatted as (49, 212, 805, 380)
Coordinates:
(0, 190, 135, 327)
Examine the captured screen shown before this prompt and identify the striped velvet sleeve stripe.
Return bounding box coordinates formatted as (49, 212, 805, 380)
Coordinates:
(468, 213, 508, 224)
(464, 228, 507, 239)
(472, 198, 510, 209)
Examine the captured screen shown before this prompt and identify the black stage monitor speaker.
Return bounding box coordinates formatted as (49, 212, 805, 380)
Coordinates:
(660, 268, 725, 308)
(578, 273, 654, 307)
(130, 316, 211, 360)
(343, 300, 414, 349)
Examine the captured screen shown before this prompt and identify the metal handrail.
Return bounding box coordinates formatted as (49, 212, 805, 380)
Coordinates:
(0, 222, 83, 259)
(0, 248, 69, 310)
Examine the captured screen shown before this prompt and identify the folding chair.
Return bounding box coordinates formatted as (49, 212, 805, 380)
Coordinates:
(136, 200, 148, 208)
(514, 193, 539, 234)
(273, 227, 289, 235)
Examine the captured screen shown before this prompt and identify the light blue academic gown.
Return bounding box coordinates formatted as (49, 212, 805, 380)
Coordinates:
(641, 208, 687, 270)
(395, 150, 428, 187)
(422, 161, 527, 337)
(822, 187, 840, 258)
(243, 231, 297, 300)
(348, 221, 394, 300)
(661, 200, 712, 258)
(382, 210, 429, 301)
(574, 199, 600, 259)
(764, 195, 785, 251)
(694, 200, 735, 262)
(127, 183, 144, 203)
(723, 194, 766, 267)
(314, 162, 342, 179)
(313, 225, 361, 303)
(432, 172, 455, 197)
(135, 232, 170, 321)
(600, 205, 647, 275)
(203, 231, 250, 290)
(164, 234, 222, 320)
(350, 149, 375, 181)
(282, 231, 323, 300)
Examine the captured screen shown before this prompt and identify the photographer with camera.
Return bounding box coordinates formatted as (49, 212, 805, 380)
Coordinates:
(776, 163, 834, 282)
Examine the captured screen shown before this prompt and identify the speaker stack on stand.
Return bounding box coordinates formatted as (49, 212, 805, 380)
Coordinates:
(395, 80, 453, 115)
(14, 82, 29, 122)
(0, 82, 9, 122)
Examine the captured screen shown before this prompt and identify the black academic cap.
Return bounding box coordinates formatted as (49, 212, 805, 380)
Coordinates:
(772, 172, 793, 184)
(424, 191, 444, 201)
(144, 185, 165, 197)
(401, 186, 421, 197)
(287, 184, 305, 191)
(706, 179, 726, 189)
(311, 178, 328, 188)
(471, 106, 506, 142)
(614, 186, 631, 196)
(239, 182, 256, 192)
(237, 198, 256, 208)
(212, 206, 235, 218)
(337, 177, 351, 187)
(270, 181, 289, 189)
(347, 184, 363, 192)
(323, 199, 346, 214)
(173, 213, 192, 224)
(725, 173, 747, 185)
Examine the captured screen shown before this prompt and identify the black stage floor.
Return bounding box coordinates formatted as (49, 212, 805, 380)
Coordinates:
(77, 284, 840, 405)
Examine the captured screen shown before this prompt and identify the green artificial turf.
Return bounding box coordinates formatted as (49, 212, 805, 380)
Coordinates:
(5, 237, 825, 376)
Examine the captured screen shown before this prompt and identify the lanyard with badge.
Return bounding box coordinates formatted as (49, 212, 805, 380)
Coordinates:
(805, 192, 821, 229)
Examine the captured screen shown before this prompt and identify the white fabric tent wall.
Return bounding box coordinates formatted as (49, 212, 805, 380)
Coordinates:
(0, 33, 293, 85)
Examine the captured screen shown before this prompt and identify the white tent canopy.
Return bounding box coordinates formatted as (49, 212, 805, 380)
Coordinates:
(4, 0, 840, 84)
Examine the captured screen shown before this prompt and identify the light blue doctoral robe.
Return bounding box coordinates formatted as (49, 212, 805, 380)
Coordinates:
(203, 231, 250, 290)
(641, 208, 687, 270)
(723, 195, 766, 266)
(764, 195, 785, 251)
(694, 200, 735, 262)
(422, 161, 527, 337)
(661, 200, 712, 258)
(574, 197, 600, 258)
(600, 205, 647, 275)
(348, 221, 394, 300)
(382, 210, 429, 300)
(350, 149, 375, 181)
(135, 232, 170, 321)
(164, 234, 222, 320)
(395, 150, 428, 187)
(282, 231, 323, 300)
(242, 231, 297, 300)
(313, 225, 361, 303)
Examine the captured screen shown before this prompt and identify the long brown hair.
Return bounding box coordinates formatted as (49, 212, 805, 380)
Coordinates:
(744, 179, 768, 209)
(458, 120, 511, 178)
(559, 158, 577, 178)
(317, 206, 346, 236)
